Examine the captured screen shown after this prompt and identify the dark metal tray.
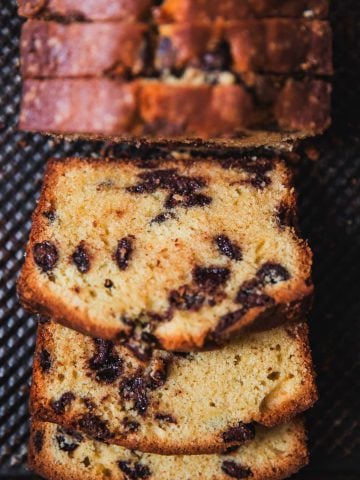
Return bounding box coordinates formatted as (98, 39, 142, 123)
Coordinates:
(0, 0, 359, 478)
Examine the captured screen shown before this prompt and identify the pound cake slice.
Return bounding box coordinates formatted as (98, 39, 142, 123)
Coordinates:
(29, 419, 308, 480)
(30, 319, 317, 454)
(18, 157, 313, 350)
(156, 20, 332, 75)
(156, 0, 329, 22)
(18, 0, 153, 21)
(21, 21, 149, 78)
(19, 78, 331, 143)
(21, 19, 332, 78)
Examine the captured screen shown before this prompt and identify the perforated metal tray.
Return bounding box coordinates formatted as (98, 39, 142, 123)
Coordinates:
(0, 0, 359, 478)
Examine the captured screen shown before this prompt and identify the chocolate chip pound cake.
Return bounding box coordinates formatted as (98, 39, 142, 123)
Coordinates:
(29, 419, 308, 480)
(18, 157, 313, 350)
(31, 319, 316, 454)
(21, 21, 149, 78)
(20, 78, 331, 143)
(21, 19, 332, 78)
(156, 20, 332, 75)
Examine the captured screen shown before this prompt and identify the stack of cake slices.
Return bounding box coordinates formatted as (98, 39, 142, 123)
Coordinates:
(18, 0, 332, 147)
(18, 156, 318, 479)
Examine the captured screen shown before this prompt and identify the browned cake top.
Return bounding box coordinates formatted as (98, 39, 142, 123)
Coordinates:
(156, 0, 329, 22)
(21, 19, 332, 78)
(18, 0, 153, 21)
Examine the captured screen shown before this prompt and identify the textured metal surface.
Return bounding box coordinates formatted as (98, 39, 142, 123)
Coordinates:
(0, 0, 359, 478)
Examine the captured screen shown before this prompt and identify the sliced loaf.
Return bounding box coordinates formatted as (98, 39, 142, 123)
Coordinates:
(19, 77, 331, 144)
(29, 419, 308, 480)
(30, 319, 317, 454)
(18, 157, 313, 349)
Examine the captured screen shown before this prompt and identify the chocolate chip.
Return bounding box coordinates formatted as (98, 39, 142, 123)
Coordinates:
(42, 210, 56, 222)
(89, 339, 123, 384)
(235, 279, 274, 307)
(82, 457, 91, 467)
(215, 308, 247, 334)
(222, 422, 255, 443)
(127, 169, 178, 194)
(120, 375, 149, 415)
(201, 41, 232, 71)
(122, 417, 140, 433)
(147, 351, 172, 390)
(165, 192, 212, 209)
(145, 169, 205, 195)
(157, 36, 175, 69)
(169, 285, 205, 311)
(118, 461, 151, 480)
(39, 348, 51, 372)
(104, 279, 113, 288)
(151, 211, 176, 224)
(83, 397, 96, 412)
(51, 392, 75, 415)
(115, 236, 135, 271)
(249, 174, 271, 190)
(221, 461, 253, 478)
(127, 169, 210, 210)
(55, 427, 83, 453)
(220, 157, 273, 190)
(193, 266, 230, 292)
(155, 413, 177, 424)
(33, 430, 44, 452)
(33, 241, 58, 272)
(256, 263, 290, 285)
(118, 322, 158, 362)
(78, 414, 111, 441)
(72, 241, 90, 273)
(215, 235, 242, 261)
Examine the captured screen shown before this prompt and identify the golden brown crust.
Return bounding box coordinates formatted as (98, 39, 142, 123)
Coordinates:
(18, 0, 152, 21)
(156, 20, 332, 75)
(21, 20, 148, 78)
(19, 78, 331, 139)
(20, 79, 139, 136)
(156, 0, 329, 22)
(29, 319, 317, 454)
(29, 419, 308, 480)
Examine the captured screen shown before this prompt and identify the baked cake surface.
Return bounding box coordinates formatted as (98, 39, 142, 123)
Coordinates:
(19, 78, 331, 141)
(18, 0, 329, 21)
(18, 157, 313, 350)
(21, 20, 148, 78)
(29, 419, 308, 480)
(30, 319, 316, 454)
(156, 0, 329, 22)
(17, 0, 152, 21)
(156, 20, 332, 75)
(21, 19, 332, 78)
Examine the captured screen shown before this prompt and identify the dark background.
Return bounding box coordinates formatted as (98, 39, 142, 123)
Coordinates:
(0, 1, 359, 478)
